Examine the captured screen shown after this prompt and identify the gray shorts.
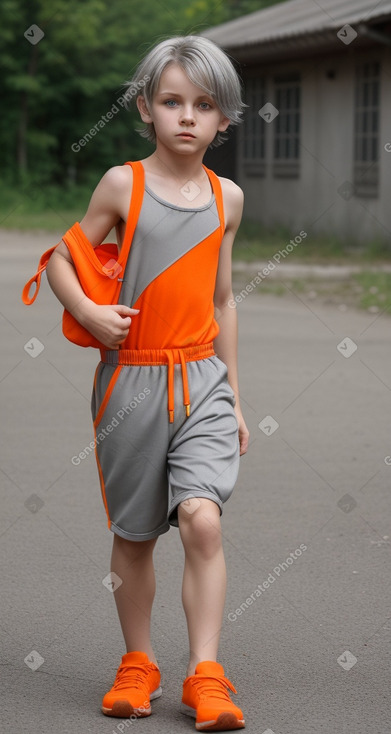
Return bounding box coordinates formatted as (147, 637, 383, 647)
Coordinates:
(90, 354, 240, 541)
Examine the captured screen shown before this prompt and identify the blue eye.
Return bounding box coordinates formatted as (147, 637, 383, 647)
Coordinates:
(164, 100, 177, 107)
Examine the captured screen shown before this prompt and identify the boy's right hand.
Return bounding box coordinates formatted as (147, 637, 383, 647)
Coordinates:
(76, 300, 139, 349)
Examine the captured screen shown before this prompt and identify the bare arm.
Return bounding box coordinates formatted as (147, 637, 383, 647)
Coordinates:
(213, 179, 249, 455)
(46, 166, 139, 349)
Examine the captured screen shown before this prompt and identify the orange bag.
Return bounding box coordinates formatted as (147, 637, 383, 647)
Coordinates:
(22, 160, 144, 348)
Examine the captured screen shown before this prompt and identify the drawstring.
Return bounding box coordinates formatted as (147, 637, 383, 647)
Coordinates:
(165, 350, 175, 423)
(179, 350, 191, 418)
(99, 342, 215, 423)
(164, 348, 191, 423)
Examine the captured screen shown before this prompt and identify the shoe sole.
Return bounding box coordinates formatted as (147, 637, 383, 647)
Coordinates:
(102, 686, 162, 718)
(181, 702, 245, 731)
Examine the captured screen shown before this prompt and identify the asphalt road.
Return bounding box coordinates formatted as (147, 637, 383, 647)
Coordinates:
(1, 230, 390, 734)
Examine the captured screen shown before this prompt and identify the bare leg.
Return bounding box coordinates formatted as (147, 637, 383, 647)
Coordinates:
(178, 498, 226, 676)
(110, 534, 158, 665)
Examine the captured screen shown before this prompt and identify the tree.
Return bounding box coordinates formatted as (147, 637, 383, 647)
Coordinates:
(0, 0, 283, 185)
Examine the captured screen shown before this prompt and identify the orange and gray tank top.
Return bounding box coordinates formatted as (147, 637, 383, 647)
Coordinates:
(118, 161, 225, 350)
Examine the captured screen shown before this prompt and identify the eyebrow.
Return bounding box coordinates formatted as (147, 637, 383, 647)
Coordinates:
(157, 91, 213, 100)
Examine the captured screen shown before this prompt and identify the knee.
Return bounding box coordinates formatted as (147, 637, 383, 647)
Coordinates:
(178, 499, 222, 559)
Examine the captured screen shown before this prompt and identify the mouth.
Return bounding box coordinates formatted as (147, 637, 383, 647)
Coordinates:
(177, 133, 196, 138)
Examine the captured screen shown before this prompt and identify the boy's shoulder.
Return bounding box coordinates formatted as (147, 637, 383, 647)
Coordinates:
(100, 163, 133, 189)
(216, 175, 244, 230)
(93, 164, 134, 215)
(217, 175, 244, 204)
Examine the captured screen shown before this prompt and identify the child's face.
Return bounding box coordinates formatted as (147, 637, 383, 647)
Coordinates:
(137, 63, 230, 153)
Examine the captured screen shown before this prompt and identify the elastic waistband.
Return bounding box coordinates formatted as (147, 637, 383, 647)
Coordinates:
(100, 342, 215, 366)
(100, 342, 215, 423)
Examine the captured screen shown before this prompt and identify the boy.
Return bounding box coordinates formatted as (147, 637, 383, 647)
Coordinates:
(45, 35, 249, 731)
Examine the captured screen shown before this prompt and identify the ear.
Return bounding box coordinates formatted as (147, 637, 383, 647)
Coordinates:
(136, 95, 152, 123)
(217, 115, 230, 133)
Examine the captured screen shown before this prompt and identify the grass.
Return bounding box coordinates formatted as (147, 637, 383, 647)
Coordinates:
(233, 218, 391, 264)
(231, 221, 391, 314)
(1, 183, 391, 265)
(2, 182, 391, 316)
(231, 270, 391, 315)
(0, 182, 91, 231)
(353, 272, 391, 312)
(0, 207, 86, 231)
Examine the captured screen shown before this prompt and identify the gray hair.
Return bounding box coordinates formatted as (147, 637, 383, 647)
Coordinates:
(122, 35, 246, 148)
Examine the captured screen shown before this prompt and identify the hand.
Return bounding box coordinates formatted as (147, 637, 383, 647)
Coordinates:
(77, 301, 139, 349)
(234, 406, 249, 456)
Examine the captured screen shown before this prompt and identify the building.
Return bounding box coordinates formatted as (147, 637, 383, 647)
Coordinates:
(203, 0, 391, 244)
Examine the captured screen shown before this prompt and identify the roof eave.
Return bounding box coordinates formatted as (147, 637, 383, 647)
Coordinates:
(215, 26, 390, 65)
(203, 13, 391, 65)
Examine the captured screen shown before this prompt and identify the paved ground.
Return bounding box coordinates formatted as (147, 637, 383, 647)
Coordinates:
(1, 230, 391, 734)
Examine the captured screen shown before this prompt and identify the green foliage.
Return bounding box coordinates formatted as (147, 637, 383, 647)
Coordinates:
(353, 272, 391, 311)
(233, 218, 391, 263)
(0, 0, 281, 190)
(184, 0, 283, 26)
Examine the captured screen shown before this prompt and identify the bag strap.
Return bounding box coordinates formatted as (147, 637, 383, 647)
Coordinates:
(22, 160, 145, 306)
(120, 160, 144, 265)
(22, 244, 59, 305)
(202, 164, 225, 235)
(60, 162, 145, 272)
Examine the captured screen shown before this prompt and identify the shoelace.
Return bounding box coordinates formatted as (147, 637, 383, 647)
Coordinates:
(113, 664, 151, 692)
(190, 674, 237, 701)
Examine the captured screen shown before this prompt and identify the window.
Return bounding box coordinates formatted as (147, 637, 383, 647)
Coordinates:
(353, 61, 380, 198)
(242, 77, 266, 176)
(273, 75, 301, 178)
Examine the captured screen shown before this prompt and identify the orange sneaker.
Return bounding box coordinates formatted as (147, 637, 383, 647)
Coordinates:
(102, 651, 162, 718)
(181, 661, 245, 731)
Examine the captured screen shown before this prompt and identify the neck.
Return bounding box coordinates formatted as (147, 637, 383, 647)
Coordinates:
(145, 142, 208, 182)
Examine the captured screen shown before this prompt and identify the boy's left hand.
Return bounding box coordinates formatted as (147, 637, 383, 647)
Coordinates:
(234, 407, 249, 456)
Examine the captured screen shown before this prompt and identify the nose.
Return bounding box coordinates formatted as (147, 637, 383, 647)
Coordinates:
(179, 104, 195, 126)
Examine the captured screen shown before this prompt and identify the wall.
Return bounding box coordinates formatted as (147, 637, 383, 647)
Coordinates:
(237, 46, 391, 245)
